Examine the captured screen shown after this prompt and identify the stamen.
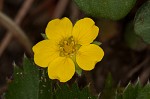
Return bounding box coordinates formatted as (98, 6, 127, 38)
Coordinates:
(59, 36, 78, 57)
(63, 41, 67, 45)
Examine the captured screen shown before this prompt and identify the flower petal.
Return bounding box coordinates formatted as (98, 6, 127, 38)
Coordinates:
(32, 40, 59, 67)
(46, 17, 73, 43)
(48, 57, 75, 82)
(72, 18, 99, 45)
(76, 44, 104, 70)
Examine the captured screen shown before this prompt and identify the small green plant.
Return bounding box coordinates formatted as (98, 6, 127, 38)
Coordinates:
(3, 0, 150, 99)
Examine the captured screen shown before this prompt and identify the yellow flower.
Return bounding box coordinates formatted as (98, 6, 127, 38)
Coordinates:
(32, 17, 104, 82)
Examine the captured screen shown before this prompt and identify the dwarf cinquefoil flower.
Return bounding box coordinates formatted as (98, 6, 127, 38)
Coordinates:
(33, 17, 104, 82)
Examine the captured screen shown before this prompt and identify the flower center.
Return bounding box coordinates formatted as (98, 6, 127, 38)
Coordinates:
(59, 36, 79, 57)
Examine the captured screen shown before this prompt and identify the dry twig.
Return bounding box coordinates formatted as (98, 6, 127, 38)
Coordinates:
(140, 66, 150, 84)
(126, 57, 149, 79)
(0, 0, 34, 57)
(31, 0, 54, 16)
(0, 33, 12, 56)
(70, 2, 79, 23)
(0, 0, 4, 10)
(0, 0, 34, 95)
(52, 0, 70, 18)
(123, 52, 150, 84)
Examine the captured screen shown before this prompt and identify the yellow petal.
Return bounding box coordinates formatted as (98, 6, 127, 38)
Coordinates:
(45, 17, 73, 43)
(48, 57, 75, 82)
(32, 40, 59, 67)
(72, 18, 99, 45)
(76, 44, 104, 70)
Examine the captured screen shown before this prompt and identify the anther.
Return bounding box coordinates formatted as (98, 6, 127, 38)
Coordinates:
(63, 41, 67, 45)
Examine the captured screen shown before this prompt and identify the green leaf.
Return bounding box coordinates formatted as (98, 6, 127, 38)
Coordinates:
(75, 63, 82, 76)
(54, 83, 97, 99)
(71, 55, 82, 76)
(134, 0, 150, 44)
(92, 41, 102, 46)
(74, 0, 136, 20)
(123, 82, 142, 99)
(124, 22, 147, 51)
(115, 85, 124, 99)
(137, 83, 150, 99)
(5, 58, 40, 99)
(41, 33, 48, 39)
(5, 58, 53, 99)
(122, 80, 150, 99)
(38, 68, 53, 99)
(100, 73, 116, 99)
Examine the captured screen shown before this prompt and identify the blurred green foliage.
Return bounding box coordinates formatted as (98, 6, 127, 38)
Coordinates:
(74, 0, 136, 20)
(124, 22, 147, 51)
(134, 0, 150, 44)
